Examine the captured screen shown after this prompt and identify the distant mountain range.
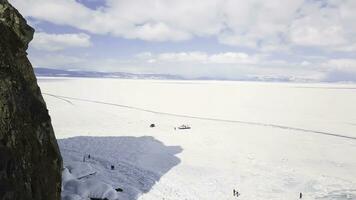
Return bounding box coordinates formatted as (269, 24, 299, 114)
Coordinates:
(34, 67, 316, 82)
(34, 68, 185, 80)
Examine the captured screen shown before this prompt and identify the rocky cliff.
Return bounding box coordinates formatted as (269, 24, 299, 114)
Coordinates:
(0, 0, 62, 199)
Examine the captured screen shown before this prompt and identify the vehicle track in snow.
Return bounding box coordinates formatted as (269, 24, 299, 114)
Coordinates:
(43, 93, 356, 141)
(44, 93, 74, 105)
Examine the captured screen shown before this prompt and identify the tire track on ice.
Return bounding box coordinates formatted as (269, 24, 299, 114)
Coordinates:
(44, 93, 74, 105)
(43, 93, 356, 141)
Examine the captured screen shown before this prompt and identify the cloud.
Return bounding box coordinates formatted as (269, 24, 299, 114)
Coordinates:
(219, 0, 304, 49)
(137, 51, 260, 65)
(289, 20, 346, 47)
(319, 58, 356, 82)
(29, 53, 86, 68)
(289, 2, 344, 46)
(8, 0, 356, 82)
(128, 22, 191, 41)
(323, 70, 356, 82)
(31, 32, 92, 51)
(10, 0, 356, 52)
(157, 52, 208, 63)
(27, 48, 338, 82)
(209, 52, 257, 64)
(323, 58, 356, 73)
(114, 52, 342, 81)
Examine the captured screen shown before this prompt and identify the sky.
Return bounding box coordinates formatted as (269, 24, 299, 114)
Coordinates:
(8, 0, 356, 81)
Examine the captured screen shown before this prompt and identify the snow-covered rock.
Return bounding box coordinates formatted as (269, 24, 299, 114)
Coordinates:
(66, 161, 96, 179)
(62, 167, 119, 200)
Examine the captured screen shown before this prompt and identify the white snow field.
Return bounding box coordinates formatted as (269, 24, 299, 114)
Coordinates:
(38, 78, 356, 200)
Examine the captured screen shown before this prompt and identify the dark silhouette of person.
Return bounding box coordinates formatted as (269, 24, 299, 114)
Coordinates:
(233, 189, 240, 197)
(300, 192, 303, 199)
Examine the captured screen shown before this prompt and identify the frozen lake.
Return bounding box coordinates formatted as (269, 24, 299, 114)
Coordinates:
(38, 78, 356, 200)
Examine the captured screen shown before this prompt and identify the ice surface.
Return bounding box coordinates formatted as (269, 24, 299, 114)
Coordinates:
(59, 136, 182, 200)
(38, 78, 356, 200)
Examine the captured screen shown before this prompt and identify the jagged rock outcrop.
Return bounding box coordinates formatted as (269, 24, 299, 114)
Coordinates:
(0, 0, 62, 199)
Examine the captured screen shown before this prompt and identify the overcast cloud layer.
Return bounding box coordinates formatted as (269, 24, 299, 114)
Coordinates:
(9, 0, 356, 82)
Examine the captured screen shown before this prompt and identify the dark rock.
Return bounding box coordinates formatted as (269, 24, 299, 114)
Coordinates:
(0, 0, 62, 200)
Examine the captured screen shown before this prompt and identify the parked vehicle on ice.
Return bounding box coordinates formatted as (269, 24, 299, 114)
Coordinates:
(178, 125, 191, 130)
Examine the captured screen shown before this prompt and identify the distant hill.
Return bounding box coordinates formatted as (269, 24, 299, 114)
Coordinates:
(34, 68, 185, 80)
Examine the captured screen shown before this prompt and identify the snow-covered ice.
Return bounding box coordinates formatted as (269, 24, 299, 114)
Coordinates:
(59, 136, 181, 200)
(38, 78, 356, 200)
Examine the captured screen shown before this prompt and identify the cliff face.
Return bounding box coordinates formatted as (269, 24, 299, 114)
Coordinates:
(0, 0, 62, 199)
